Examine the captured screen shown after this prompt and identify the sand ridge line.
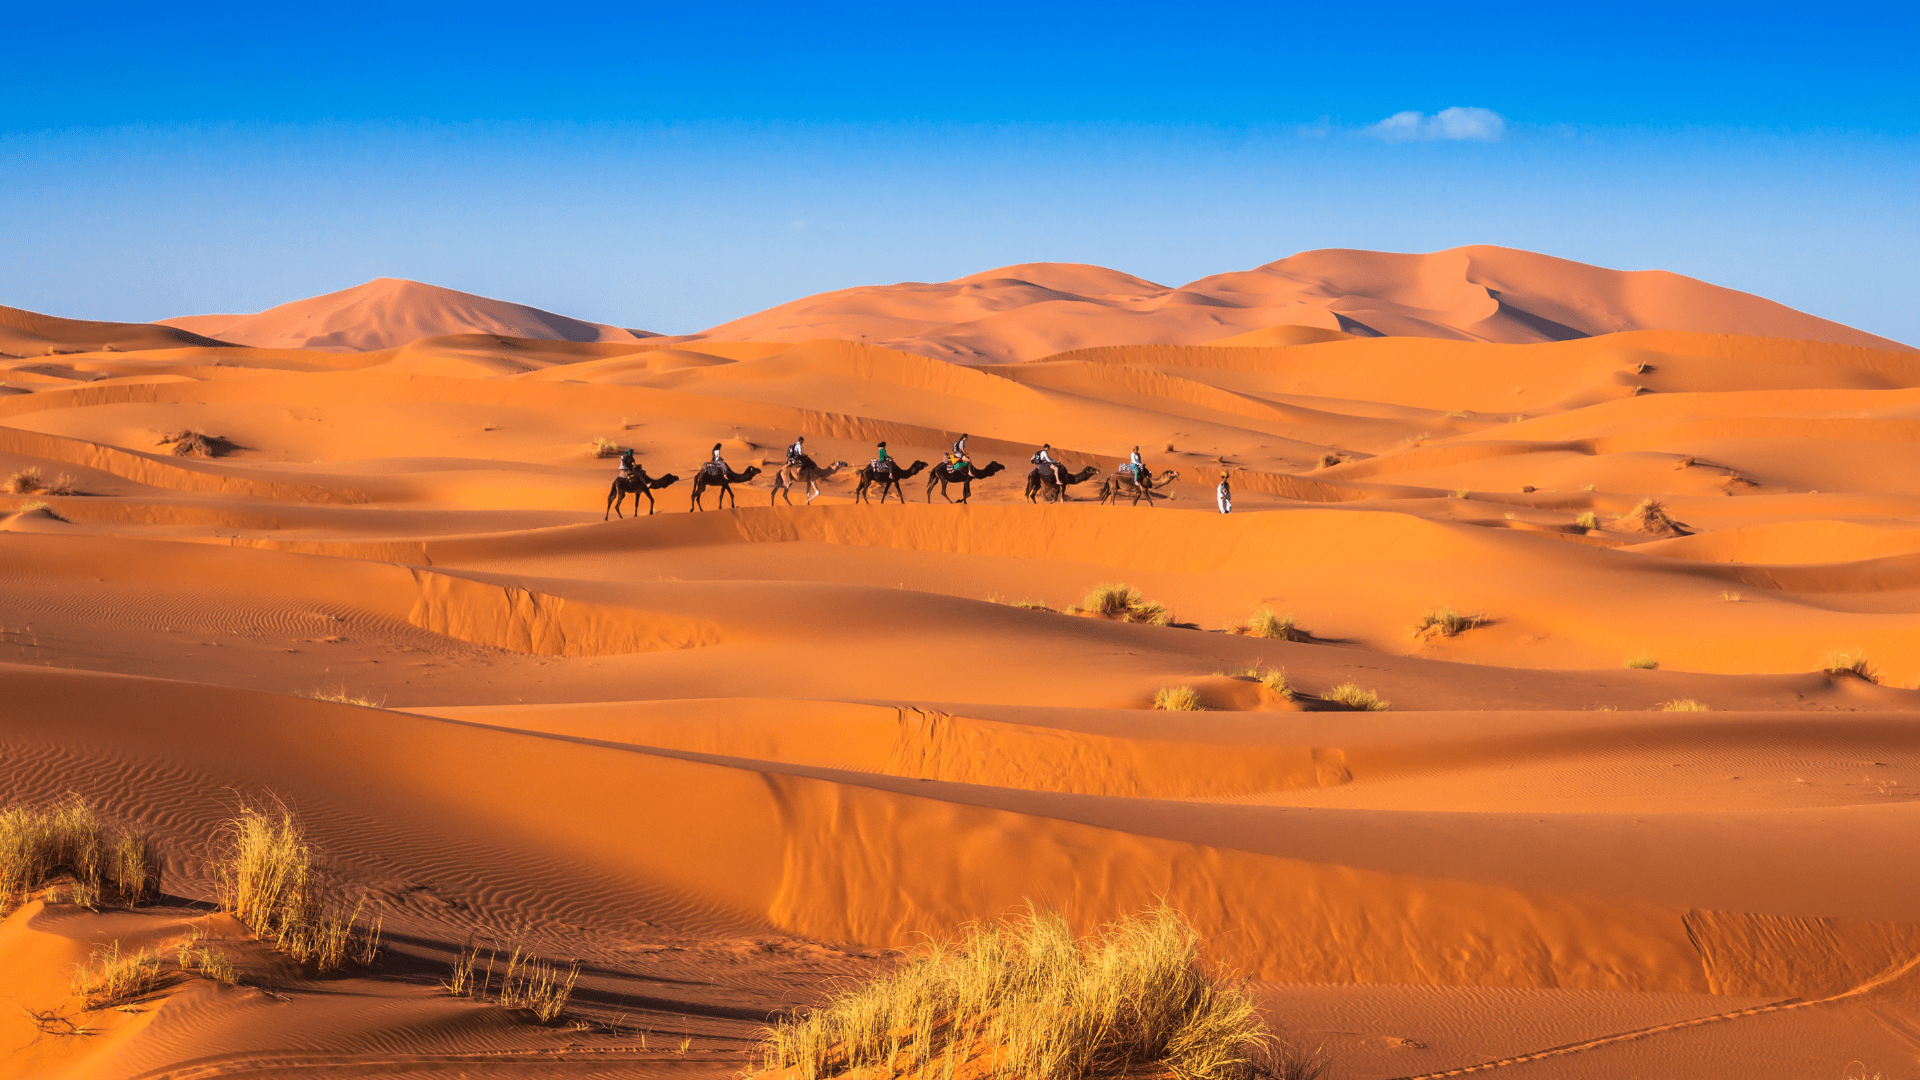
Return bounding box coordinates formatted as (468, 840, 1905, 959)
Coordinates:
(1388, 946, 1920, 1078)
(114, 1046, 755, 1080)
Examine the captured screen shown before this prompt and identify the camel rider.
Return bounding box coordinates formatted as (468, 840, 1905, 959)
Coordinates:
(948, 433, 970, 471)
(708, 442, 727, 478)
(618, 448, 637, 479)
(787, 435, 807, 467)
(1126, 445, 1144, 481)
(1034, 443, 1067, 487)
(874, 440, 893, 475)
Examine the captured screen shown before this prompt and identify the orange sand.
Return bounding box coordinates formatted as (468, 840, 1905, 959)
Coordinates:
(3, 247, 1918, 1079)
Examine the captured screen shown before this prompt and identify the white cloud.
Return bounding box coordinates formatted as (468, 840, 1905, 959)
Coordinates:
(1365, 106, 1507, 142)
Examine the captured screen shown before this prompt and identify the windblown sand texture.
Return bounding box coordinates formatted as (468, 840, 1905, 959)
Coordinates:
(4, 246, 1920, 1079)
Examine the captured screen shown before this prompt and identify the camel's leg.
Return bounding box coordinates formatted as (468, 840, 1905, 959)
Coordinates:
(806, 480, 819, 505)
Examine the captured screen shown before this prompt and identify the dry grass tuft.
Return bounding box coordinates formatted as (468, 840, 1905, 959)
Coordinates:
(212, 804, 382, 971)
(0, 796, 162, 916)
(1624, 655, 1658, 670)
(1237, 609, 1310, 642)
(3, 467, 75, 495)
(1411, 607, 1484, 640)
(445, 937, 581, 1024)
(591, 436, 621, 458)
(158, 430, 237, 458)
(1323, 683, 1390, 711)
(1083, 583, 1171, 626)
(1617, 498, 1691, 537)
(1152, 686, 1205, 711)
(1257, 669, 1293, 700)
(1314, 452, 1342, 469)
(1660, 698, 1708, 712)
(1574, 511, 1599, 530)
(751, 904, 1269, 1080)
(1824, 651, 1879, 682)
(305, 687, 388, 709)
(71, 941, 173, 1009)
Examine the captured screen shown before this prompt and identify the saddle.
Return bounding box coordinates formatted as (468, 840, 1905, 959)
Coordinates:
(869, 459, 894, 477)
(789, 453, 818, 472)
(700, 462, 728, 481)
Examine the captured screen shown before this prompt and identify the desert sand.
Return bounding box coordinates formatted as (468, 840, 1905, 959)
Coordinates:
(3, 246, 1918, 1079)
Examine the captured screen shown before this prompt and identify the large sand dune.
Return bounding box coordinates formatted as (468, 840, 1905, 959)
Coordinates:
(4, 253, 1919, 1079)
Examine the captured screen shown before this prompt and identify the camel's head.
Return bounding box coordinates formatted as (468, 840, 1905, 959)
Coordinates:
(742, 465, 762, 480)
(978, 461, 1005, 476)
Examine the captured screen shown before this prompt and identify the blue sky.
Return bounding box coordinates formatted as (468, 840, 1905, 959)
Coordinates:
(4, 2, 1916, 341)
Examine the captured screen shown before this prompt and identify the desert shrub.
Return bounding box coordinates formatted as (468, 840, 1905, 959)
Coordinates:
(591, 436, 620, 458)
(0, 796, 162, 915)
(1624, 655, 1658, 670)
(1083, 583, 1171, 626)
(1449, 488, 1469, 499)
(4, 467, 43, 494)
(212, 805, 381, 971)
(1574, 511, 1599, 530)
(1153, 686, 1205, 711)
(753, 905, 1268, 1080)
(1823, 651, 1878, 682)
(1660, 699, 1708, 712)
(1239, 610, 1309, 642)
(1323, 683, 1390, 711)
(1315, 452, 1342, 469)
(1411, 607, 1484, 640)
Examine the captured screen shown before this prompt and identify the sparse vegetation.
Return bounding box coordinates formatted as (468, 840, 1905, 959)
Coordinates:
(1721, 590, 1742, 602)
(1824, 651, 1879, 682)
(1411, 607, 1485, 640)
(212, 804, 382, 972)
(6, 468, 80, 495)
(1624, 655, 1658, 670)
(1449, 488, 1469, 499)
(18, 501, 67, 521)
(1574, 511, 1600, 530)
(1083, 583, 1171, 626)
(751, 905, 1270, 1080)
(70, 941, 172, 1009)
(988, 594, 1054, 612)
(0, 795, 162, 915)
(445, 937, 585, 1024)
(1237, 609, 1310, 642)
(1660, 699, 1708, 712)
(1315, 452, 1342, 469)
(305, 687, 387, 708)
(1153, 686, 1205, 711)
(591, 436, 621, 458)
(1164, 442, 1176, 453)
(157, 430, 236, 457)
(1618, 498, 1689, 536)
(1323, 683, 1390, 711)
(1257, 669, 1293, 700)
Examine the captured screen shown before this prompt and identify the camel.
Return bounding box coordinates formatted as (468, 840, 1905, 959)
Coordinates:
(689, 463, 761, 511)
(604, 467, 681, 518)
(1023, 464, 1100, 504)
(924, 460, 1004, 504)
(854, 459, 927, 504)
(1098, 468, 1181, 507)
(770, 458, 850, 506)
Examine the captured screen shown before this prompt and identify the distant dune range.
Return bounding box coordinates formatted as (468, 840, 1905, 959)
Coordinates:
(141, 245, 1911, 358)
(4, 247, 1920, 1079)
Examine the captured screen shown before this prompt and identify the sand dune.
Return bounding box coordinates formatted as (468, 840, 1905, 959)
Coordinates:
(160, 278, 657, 351)
(4, 254, 1920, 1079)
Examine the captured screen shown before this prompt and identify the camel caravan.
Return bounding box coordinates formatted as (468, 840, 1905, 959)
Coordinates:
(605, 435, 1180, 516)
